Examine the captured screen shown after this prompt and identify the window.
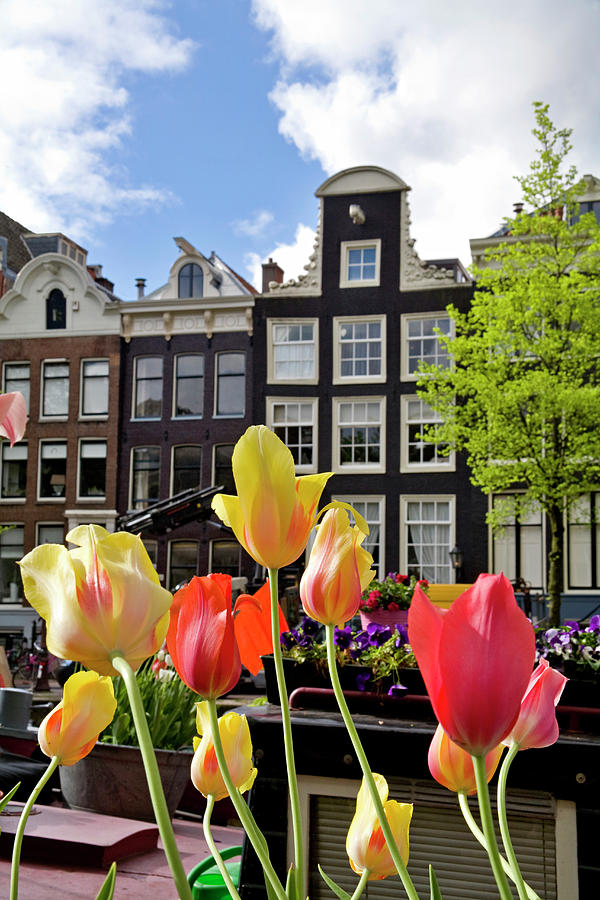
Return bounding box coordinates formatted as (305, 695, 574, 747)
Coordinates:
(171, 445, 202, 495)
(81, 359, 109, 417)
(142, 539, 158, 570)
(178, 263, 204, 298)
(567, 494, 600, 590)
(268, 320, 318, 383)
(334, 496, 384, 579)
(3, 363, 30, 413)
(214, 444, 235, 494)
(401, 496, 454, 583)
(133, 357, 163, 419)
(0, 525, 24, 602)
(173, 354, 204, 418)
(78, 440, 107, 498)
(42, 361, 69, 417)
(339, 239, 381, 288)
(401, 396, 453, 471)
(37, 523, 64, 545)
(131, 447, 160, 510)
(491, 495, 544, 589)
(266, 398, 317, 471)
(333, 316, 385, 383)
(401, 314, 452, 381)
(1, 442, 27, 499)
(39, 440, 67, 499)
(169, 541, 198, 590)
(215, 353, 245, 416)
(333, 397, 385, 472)
(210, 541, 241, 577)
(46, 289, 66, 329)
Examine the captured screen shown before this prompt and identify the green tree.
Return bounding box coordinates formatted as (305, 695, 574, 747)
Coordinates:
(419, 102, 600, 625)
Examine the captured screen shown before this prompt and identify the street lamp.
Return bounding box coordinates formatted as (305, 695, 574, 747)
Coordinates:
(449, 545, 464, 580)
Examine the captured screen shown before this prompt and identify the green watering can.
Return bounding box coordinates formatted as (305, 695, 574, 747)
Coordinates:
(187, 845, 243, 900)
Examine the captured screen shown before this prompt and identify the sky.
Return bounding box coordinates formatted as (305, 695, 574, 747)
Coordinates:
(1, 0, 599, 299)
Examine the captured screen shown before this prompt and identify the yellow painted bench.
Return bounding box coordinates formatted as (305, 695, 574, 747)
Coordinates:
(427, 583, 472, 610)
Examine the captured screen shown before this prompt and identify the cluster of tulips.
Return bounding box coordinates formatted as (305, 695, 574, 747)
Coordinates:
(3, 424, 566, 900)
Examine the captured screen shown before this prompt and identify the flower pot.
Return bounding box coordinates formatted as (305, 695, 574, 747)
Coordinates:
(59, 741, 193, 821)
(359, 608, 409, 630)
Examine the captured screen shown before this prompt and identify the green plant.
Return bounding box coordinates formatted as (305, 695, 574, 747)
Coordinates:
(360, 572, 428, 611)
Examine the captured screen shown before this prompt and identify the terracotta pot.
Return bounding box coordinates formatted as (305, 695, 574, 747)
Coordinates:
(359, 608, 409, 630)
(59, 742, 193, 821)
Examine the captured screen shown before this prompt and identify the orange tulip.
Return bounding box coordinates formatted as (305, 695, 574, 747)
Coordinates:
(212, 425, 332, 569)
(346, 773, 412, 880)
(428, 723, 503, 795)
(39, 671, 116, 766)
(0, 392, 27, 446)
(233, 581, 288, 676)
(191, 702, 257, 801)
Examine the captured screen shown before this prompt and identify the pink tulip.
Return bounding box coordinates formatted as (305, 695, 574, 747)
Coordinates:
(0, 392, 27, 446)
(408, 573, 535, 756)
(428, 724, 503, 795)
(504, 659, 567, 750)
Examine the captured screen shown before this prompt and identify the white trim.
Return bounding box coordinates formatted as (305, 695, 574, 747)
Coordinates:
(331, 396, 386, 474)
(213, 350, 246, 418)
(399, 493, 455, 583)
(332, 494, 385, 579)
(40, 358, 70, 419)
(267, 318, 319, 385)
(400, 394, 455, 473)
(555, 799, 579, 898)
(171, 352, 204, 420)
(131, 355, 163, 421)
(339, 238, 381, 288)
(79, 357, 110, 420)
(265, 396, 318, 473)
(400, 311, 453, 382)
(332, 314, 386, 384)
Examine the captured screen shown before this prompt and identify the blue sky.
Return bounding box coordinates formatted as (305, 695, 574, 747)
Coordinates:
(2, 0, 599, 298)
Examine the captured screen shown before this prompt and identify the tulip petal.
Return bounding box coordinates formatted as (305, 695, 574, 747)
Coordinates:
(38, 671, 116, 766)
(0, 392, 27, 446)
(233, 581, 288, 676)
(505, 659, 567, 750)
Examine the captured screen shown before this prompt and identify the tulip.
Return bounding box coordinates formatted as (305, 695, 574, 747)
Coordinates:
(428, 724, 504, 795)
(39, 671, 116, 766)
(408, 573, 535, 756)
(19, 525, 172, 677)
(346, 773, 412, 880)
(0, 392, 27, 446)
(212, 425, 333, 569)
(233, 581, 289, 676)
(166, 574, 240, 699)
(191, 702, 257, 801)
(504, 659, 567, 750)
(299, 507, 375, 627)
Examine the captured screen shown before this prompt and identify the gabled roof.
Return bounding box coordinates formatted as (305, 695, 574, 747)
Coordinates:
(0, 210, 32, 274)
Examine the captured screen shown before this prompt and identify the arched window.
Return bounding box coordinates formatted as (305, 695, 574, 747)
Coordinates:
(178, 263, 203, 298)
(46, 289, 66, 329)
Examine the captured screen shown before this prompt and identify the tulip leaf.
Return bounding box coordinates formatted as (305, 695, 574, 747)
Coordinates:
(318, 865, 352, 900)
(429, 864, 444, 900)
(285, 863, 298, 900)
(0, 782, 20, 813)
(93, 862, 117, 900)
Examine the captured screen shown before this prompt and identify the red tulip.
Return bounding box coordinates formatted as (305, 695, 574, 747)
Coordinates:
(408, 573, 535, 756)
(232, 581, 288, 676)
(504, 659, 567, 750)
(428, 724, 503, 795)
(166, 574, 240, 699)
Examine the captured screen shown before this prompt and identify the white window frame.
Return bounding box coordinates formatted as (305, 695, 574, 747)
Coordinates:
(333, 495, 385, 579)
(40, 359, 69, 420)
(170, 444, 203, 496)
(0, 441, 27, 503)
(400, 312, 453, 382)
(79, 358, 110, 420)
(488, 493, 546, 592)
(332, 396, 386, 474)
(77, 438, 107, 502)
(332, 314, 386, 384)
(172, 353, 204, 420)
(400, 395, 455, 473)
(339, 239, 382, 288)
(36, 522, 65, 545)
(131, 356, 163, 421)
(38, 438, 67, 502)
(265, 397, 318, 473)
(267, 318, 319, 385)
(399, 494, 455, 584)
(566, 493, 600, 593)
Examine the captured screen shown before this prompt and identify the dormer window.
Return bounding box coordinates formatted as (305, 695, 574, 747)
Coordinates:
(46, 289, 66, 329)
(339, 239, 381, 288)
(178, 263, 204, 298)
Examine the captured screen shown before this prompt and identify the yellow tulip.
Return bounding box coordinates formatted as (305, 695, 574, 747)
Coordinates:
(212, 425, 333, 569)
(19, 524, 172, 676)
(346, 774, 412, 880)
(191, 702, 257, 801)
(38, 671, 116, 766)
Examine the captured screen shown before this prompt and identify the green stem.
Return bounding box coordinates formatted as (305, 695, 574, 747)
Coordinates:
(350, 867, 371, 900)
(10, 756, 59, 900)
(111, 654, 192, 900)
(206, 699, 287, 900)
(497, 743, 529, 900)
(324, 625, 420, 900)
(203, 795, 242, 900)
(471, 754, 513, 900)
(268, 566, 304, 900)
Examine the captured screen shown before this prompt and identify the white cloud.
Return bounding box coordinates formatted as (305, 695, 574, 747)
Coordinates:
(252, 0, 600, 264)
(246, 223, 317, 289)
(0, 0, 194, 237)
(233, 209, 275, 237)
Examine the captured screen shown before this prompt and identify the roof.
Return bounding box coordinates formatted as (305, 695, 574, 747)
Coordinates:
(0, 210, 32, 274)
(211, 253, 258, 295)
(316, 166, 409, 197)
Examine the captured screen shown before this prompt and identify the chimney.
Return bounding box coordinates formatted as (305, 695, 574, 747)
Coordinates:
(261, 258, 284, 293)
(513, 202, 524, 215)
(136, 278, 146, 299)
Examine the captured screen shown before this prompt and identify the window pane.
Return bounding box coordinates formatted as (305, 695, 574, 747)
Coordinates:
(131, 447, 160, 509)
(38, 524, 64, 544)
(82, 360, 109, 416)
(0, 526, 24, 600)
(214, 445, 235, 494)
(169, 541, 198, 589)
(42, 362, 69, 416)
(79, 441, 107, 497)
(1, 442, 27, 498)
(178, 263, 204, 299)
(272, 323, 315, 380)
(216, 353, 245, 416)
(338, 319, 382, 378)
(4, 363, 30, 413)
(211, 541, 241, 577)
(174, 354, 204, 417)
(337, 400, 382, 466)
(172, 445, 202, 494)
(39, 441, 67, 498)
(46, 289, 66, 329)
(270, 401, 315, 467)
(134, 357, 162, 419)
(406, 316, 451, 375)
(406, 500, 452, 582)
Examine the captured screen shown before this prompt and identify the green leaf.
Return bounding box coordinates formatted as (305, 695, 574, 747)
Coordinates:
(318, 865, 352, 900)
(429, 864, 443, 900)
(263, 867, 281, 900)
(0, 783, 20, 813)
(285, 863, 298, 900)
(94, 862, 117, 900)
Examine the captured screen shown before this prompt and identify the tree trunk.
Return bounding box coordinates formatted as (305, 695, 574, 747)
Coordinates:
(546, 503, 564, 627)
